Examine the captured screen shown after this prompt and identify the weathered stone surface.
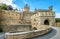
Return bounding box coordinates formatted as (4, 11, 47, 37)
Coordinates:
(0, 5, 55, 32)
(5, 27, 51, 39)
(31, 10, 55, 29)
(54, 22, 60, 27)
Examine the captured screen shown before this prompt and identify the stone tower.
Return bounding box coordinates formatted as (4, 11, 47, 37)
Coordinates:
(22, 4, 31, 21)
(23, 4, 30, 12)
(49, 6, 53, 12)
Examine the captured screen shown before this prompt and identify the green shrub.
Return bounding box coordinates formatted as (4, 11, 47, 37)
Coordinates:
(0, 4, 8, 10)
(55, 18, 60, 22)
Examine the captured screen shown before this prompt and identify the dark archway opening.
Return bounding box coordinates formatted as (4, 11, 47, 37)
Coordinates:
(44, 20, 49, 25)
(33, 27, 37, 30)
(0, 27, 3, 32)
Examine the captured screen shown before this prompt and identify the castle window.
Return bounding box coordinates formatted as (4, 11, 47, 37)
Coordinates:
(20, 14, 21, 15)
(20, 23, 22, 24)
(35, 14, 36, 16)
(34, 19, 36, 21)
(44, 13, 45, 16)
(19, 21, 20, 23)
(36, 14, 37, 16)
(46, 12, 47, 15)
(47, 12, 48, 15)
(8, 13, 10, 15)
(34, 23, 35, 25)
(33, 27, 37, 30)
(42, 13, 44, 15)
(48, 13, 49, 15)
(49, 13, 51, 15)
(52, 13, 54, 15)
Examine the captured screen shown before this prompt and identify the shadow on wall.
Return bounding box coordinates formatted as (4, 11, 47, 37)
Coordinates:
(27, 28, 57, 39)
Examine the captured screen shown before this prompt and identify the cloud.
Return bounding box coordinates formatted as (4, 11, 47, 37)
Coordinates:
(55, 13, 60, 18)
(23, 0, 28, 4)
(0, 0, 18, 9)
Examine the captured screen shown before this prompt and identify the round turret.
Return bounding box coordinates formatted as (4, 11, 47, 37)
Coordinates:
(49, 6, 53, 11)
(23, 4, 30, 12)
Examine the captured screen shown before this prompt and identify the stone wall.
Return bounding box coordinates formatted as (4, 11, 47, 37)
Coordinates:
(5, 27, 51, 39)
(31, 11, 55, 29)
(2, 25, 32, 32)
(54, 22, 60, 27)
(0, 10, 23, 25)
(0, 10, 32, 32)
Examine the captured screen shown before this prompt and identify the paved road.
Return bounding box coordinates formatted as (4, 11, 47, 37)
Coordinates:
(27, 27, 60, 39)
(0, 27, 60, 39)
(0, 32, 5, 39)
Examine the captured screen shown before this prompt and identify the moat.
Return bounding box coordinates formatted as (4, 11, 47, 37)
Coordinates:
(0, 26, 60, 39)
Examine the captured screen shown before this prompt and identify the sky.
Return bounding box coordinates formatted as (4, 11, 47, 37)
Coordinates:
(0, 0, 60, 18)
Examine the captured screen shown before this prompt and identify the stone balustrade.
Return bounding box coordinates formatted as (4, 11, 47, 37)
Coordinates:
(5, 27, 51, 39)
(53, 22, 60, 27)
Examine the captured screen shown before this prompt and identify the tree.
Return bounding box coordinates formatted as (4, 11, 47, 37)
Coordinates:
(0, 4, 8, 10)
(8, 5, 13, 10)
(55, 18, 60, 22)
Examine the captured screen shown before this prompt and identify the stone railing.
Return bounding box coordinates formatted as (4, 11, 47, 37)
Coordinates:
(5, 27, 51, 39)
(54, 22, 60, 27)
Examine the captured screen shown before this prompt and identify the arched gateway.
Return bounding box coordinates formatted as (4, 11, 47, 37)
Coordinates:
(33, 27, 37, 30)
(44, 20, 49, 25)
(0, 28, 3, 32)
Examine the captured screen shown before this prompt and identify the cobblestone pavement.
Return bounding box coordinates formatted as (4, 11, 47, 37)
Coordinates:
(27, 27, 60, 39)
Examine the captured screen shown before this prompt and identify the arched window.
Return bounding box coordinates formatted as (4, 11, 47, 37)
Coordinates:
(44, 20, 49, 25)
(52, 13, 54, 15)
(34, 19, 36, 21)
(33, 27, 37, 30)
(46, 12, 47, 15)
(0, 26, 3, 32)
(42, 13, 43, 15)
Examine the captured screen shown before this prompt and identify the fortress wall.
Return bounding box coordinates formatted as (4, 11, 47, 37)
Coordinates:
(0, 10, 31, 25)
(40, 16, 55, 26)
(31, 15, 55, 30)
(31, 11, 55, 28)
(1, 10, 22, 19)
(0, 10, 22, 25)
(0, 10, 32, 32)
(5, 27, 51, 39)
(2, 25, 32, 32)
(31, 17, 41, 29)
(54, 22, 60, 27)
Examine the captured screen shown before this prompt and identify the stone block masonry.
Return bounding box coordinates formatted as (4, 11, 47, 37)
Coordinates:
(5, 27, 51, 39)
(54, 22, 60, 27)
(2, 25, 32, 32)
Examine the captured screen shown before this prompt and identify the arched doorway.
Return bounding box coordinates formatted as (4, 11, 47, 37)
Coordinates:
(44, 20, 49, 25)
(0, 25, 3, 32)
(33, 27, 37, 30)
(0, 28, 3, 32)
